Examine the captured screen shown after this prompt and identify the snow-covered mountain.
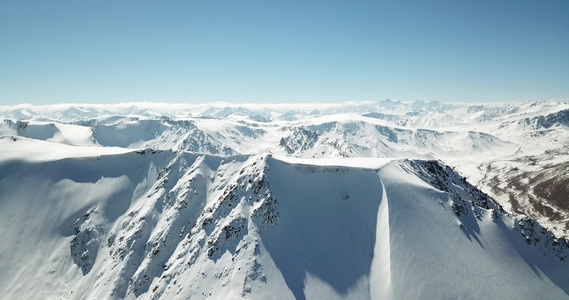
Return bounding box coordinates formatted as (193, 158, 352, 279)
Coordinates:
(1, 99, 568, 299)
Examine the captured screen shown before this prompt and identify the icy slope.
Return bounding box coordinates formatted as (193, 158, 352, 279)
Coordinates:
(1, 138, 568, 299)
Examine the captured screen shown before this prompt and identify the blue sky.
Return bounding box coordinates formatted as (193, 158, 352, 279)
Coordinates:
(1, 0, 568, 105)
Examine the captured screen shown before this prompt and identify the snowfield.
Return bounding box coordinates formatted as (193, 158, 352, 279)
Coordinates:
(1, 99, 568, 299)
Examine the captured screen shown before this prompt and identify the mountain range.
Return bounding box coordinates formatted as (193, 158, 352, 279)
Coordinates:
(1, 99, 568, 299)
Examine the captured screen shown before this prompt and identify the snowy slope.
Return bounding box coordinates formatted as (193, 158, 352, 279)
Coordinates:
(1, 100, 569, 299)
(2, 100, 569, 239)
(1, 136, 569, 299)
(2, 99, 569, 242)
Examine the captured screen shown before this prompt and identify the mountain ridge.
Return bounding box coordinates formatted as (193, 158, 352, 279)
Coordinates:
(1, 141, 569, 299)
(1, 100, 569, 299)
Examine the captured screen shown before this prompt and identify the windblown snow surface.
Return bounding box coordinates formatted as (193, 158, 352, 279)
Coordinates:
(1, 100, 569, 299)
